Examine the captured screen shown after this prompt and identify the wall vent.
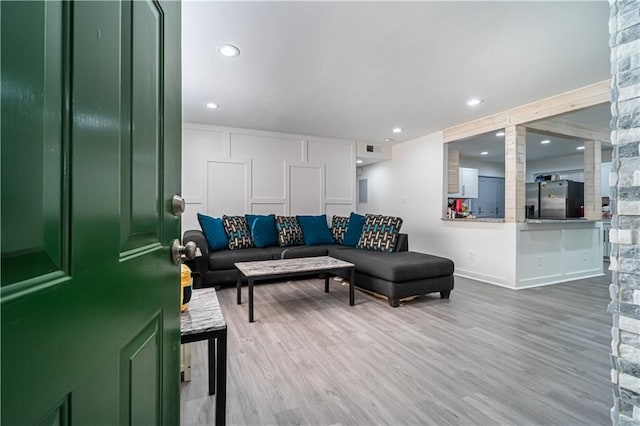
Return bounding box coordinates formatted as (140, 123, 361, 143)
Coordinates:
(366, 145, 381, 153)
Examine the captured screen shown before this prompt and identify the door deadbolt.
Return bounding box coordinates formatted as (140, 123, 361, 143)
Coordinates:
(171, 195, 186, 216)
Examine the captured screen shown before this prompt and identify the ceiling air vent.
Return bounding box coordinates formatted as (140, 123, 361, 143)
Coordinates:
(366, 145, 381, 153)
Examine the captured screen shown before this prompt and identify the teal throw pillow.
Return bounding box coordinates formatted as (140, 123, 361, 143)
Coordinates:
(296, 214, 335, 246)
(197, 213, 229, 251)
(246, 214, 278, 248)
(342, 212, 365, 247)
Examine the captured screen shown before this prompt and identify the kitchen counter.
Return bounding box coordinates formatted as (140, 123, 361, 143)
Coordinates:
(441, 217, 505, 223)
(525, 218, 600, 224)
(442, 217, 604, 224)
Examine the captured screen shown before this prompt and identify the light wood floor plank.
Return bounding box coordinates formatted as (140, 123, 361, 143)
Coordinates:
(181, 268, 611, 425)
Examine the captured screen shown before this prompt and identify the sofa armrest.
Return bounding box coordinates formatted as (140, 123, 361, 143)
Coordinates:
(183, 230, 209, 288)
(395, 233, 409, 252)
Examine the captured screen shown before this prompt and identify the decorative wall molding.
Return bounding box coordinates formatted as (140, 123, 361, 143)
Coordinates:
(181, 123, 356, 231)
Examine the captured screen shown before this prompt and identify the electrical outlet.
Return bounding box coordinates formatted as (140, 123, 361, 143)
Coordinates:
(583, 251, 588, 262)
(468, 251, 474, 262)
(537, 256, 543, 267)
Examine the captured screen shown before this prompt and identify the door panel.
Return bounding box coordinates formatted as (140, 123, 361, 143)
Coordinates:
(121, 0, 163, 254)
(1, 1, 182, 424)
(1, 0, 69, 288)
(120, 317, 161, 426)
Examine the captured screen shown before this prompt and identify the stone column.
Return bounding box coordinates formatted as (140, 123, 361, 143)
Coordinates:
(584, 140, 603, 220)
(609, 1, 640, 425)
(505, 125, 526, 223)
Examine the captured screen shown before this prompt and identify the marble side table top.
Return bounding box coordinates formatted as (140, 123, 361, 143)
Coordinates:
(235, 255, 354, 277)
(181, 288, 226, 336)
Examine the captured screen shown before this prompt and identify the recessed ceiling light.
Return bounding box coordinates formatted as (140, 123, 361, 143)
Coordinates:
(384, 138, 394, 142)
(206, 102, 219, 109)
(481, 151, 489, 156)
(495, 131, 505, 137)
(392, 127, 402, 134)
(576, 146, 585, 150)
(356, 160, 363, 164)
(217, 44, 240, 57)
(466, 98, 483, 107)
(540, 140, 551, 144)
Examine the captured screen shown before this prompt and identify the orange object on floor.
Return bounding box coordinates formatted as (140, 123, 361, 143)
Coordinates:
(181, 264, 193, 312)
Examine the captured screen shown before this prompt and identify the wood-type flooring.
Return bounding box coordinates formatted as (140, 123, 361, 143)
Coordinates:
(181, 268, 612, 425)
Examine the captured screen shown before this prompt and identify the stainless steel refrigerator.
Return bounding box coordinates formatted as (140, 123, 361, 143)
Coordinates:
(539, 180, 584, 219)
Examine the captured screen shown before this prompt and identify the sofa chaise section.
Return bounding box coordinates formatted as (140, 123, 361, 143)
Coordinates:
(328, 249, 455, 307)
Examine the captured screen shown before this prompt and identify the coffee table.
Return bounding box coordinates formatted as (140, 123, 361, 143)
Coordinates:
(180, 288, 227, 426)
(235, 256, 355, 322)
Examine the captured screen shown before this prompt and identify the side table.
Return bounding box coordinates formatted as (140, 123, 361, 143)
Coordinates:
(180, 288, 227, 426)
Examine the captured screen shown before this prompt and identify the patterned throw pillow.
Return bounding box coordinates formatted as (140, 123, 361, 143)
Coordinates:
(275, 216, 304, 247)
(331, 215, 349, 244)
(357, 214, 403, 252)
(222, 215, 254, 250)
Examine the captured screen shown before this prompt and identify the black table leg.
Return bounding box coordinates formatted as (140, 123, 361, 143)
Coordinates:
(324, 274, 329, 293)
(236, 275, 242, 305)
(349, 268, 355, 306)
(215, 328, 227, 426)
(249, 278, 254, 323)
(208, 338, 216, 396)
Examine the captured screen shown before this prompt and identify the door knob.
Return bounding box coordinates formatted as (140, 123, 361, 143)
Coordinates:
(171, 240, 196, 264)
(171, 195, 186, 216)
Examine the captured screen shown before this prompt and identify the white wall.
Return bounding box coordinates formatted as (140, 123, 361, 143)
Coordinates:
(358, 131, 517, 288)
(527, 153, 585, 182)
(182, 123, 356, 231)
(527, 149, 613, 184)
(459, 157, 505, 178)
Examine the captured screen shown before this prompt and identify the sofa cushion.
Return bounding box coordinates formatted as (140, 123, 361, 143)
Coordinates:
(342, 212, 365, 247)
(275, 216, 304, 247)
(331, 215, 349, 244)
(208, 247, 281, 270)
(357, 214, 403, 252)
(246, 214, 278, 248)
(296, 214, 335, 245)
(328, 249, 454, 282)
(197, 213, 228, 251)
(222, 215, 254, 250)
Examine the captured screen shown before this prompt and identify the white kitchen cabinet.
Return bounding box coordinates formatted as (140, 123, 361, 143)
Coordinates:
(449, 167, 478, 198)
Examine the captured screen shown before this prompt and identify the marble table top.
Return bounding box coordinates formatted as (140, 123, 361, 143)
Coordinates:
(181, 288, 226, 336)
(235, 256, 354, 278)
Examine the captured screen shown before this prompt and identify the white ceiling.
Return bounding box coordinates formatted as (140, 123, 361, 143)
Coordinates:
(182, 1, 610, 145)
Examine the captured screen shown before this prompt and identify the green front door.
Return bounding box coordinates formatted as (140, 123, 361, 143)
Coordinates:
(1, 1, 182, 424)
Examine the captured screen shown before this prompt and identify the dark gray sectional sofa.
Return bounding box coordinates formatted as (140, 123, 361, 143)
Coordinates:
(183, 230, 454, 307)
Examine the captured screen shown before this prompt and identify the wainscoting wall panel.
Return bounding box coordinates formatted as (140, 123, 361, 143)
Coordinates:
(182, 123, 356, 231)
(182, 127, 224, 203)
(206, 160, 249, 217)
(289, 164, 323, 215)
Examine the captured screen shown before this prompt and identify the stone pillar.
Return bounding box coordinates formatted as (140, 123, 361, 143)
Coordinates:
(609, 1, 640, 425)
(584, 140, 603, 220)
(505, 125, 526, 223)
